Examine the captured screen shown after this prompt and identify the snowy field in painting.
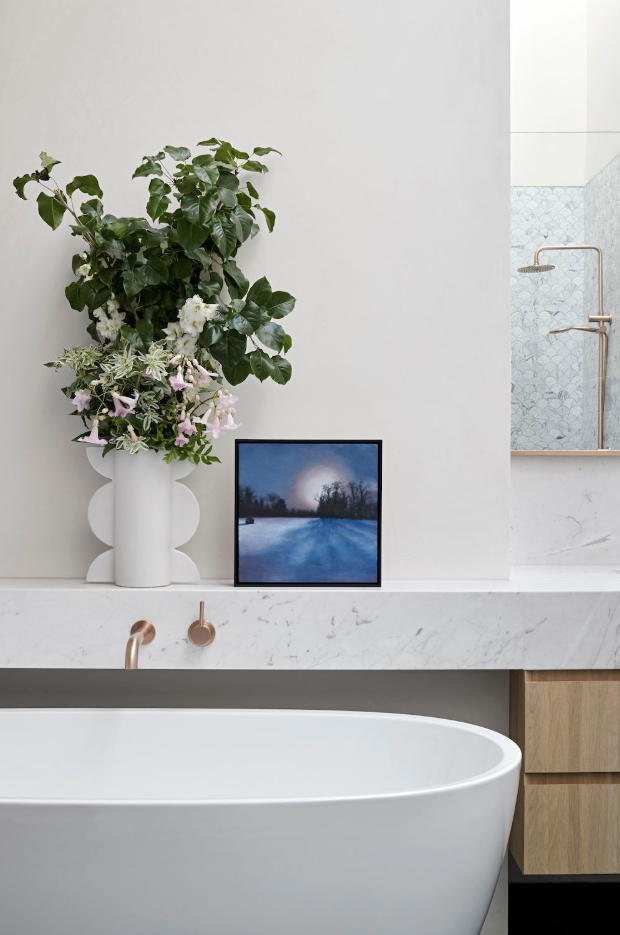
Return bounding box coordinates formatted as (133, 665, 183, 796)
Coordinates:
(237, 517, 378, 583)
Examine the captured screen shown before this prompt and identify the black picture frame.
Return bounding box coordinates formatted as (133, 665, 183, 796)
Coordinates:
(234, 439, 382, 587)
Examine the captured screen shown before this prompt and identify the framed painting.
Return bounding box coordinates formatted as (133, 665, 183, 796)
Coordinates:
(235, 440, 382, 587)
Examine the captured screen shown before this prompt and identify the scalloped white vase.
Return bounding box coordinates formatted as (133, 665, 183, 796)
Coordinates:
(86, 448, 200, 587)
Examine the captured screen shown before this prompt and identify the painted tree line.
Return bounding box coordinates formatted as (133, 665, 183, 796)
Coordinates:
(238, 479, 378, 520)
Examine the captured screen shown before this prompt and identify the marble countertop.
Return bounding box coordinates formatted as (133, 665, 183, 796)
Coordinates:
(1, 566, 619, 670)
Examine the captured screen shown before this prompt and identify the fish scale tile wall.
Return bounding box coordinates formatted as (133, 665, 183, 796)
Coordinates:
(511, 187, 586, 450)
(584, 151, 620, 450)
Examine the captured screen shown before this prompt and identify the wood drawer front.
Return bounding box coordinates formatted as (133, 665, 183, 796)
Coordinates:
(521, 781, 620, 874)
(525, 680, 620, 773)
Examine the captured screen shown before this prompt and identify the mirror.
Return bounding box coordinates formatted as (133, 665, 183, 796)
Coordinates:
(511, 0, 620, 452)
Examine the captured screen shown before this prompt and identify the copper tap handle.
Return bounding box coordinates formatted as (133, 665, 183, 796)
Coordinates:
(188, 601, 216, 647)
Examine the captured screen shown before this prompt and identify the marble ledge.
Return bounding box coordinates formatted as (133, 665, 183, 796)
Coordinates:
(0, 566, 619, 671)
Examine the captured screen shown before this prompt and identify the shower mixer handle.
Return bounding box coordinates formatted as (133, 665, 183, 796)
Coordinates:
(188, 601, 216, 647)
(588, 315, 612, 324)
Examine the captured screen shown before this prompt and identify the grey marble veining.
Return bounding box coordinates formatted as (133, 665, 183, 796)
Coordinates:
(511, 186, 586, 450)
(584, 150, 620, 449)
(1, 574, 619, 671)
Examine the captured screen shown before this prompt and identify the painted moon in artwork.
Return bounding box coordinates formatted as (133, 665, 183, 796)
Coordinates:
(293, 462, 349, 509)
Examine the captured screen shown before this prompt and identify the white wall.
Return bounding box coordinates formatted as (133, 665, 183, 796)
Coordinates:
(0, 0, 511, 581)
(585, 0, 620, 180)
(511, 0, 587, 134)
(511, 0, 620, 185)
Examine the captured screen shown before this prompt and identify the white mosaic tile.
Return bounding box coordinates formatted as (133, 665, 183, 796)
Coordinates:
(511, 187, 586, 450)
(584, 151, 620, 449)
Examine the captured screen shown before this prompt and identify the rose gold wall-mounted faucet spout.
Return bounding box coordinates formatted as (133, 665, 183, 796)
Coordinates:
(125, 620, 155, 669)
(519, 245, 611, 450)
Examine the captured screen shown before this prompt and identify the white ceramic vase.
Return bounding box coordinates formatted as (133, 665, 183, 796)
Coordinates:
(86, 448, 200, 587)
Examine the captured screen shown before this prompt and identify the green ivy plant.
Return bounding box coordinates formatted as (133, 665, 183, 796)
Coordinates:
(14, 140, 295, 386)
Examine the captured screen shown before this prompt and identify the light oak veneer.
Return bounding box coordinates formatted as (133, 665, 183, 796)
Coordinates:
(509, 670, 620, 874)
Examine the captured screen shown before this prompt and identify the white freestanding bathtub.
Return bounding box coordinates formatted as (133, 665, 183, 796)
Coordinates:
(0, 709, 520, 935)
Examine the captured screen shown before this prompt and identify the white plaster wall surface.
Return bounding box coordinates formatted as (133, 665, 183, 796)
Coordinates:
(0, 0, 510, 581)
(511, 456, 620, 564)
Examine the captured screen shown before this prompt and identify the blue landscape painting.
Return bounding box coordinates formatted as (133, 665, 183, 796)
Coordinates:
(236, 442, 381, 584)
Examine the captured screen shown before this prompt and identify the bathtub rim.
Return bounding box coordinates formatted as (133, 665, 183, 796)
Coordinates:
(0, 708, 521, 807)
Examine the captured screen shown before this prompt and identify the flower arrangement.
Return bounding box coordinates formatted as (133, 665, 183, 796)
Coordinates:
(14, 140, 296, 463)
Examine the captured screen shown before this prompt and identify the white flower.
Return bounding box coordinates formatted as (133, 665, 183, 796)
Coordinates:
(163, 321, 183, 345)
(77, 263, 92, 280)
(95, 300, 125, 343)
(163, 321, 196, 355)
(79, 252, 89, 261)
(175, 334, 197, 355)
(179, 295, 210, 336)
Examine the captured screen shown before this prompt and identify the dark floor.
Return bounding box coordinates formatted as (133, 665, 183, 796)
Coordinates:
(509, 882, 620, 934)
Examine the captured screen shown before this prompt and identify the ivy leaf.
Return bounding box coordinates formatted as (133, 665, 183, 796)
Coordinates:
(80, 198, 103, 219)
(169, 256, 193, 281)
(120, 325, 145, 350)
(105, 219, 130, 238)
(217, 171, 239, 192)
(65, 281, 85, 311)
(198, 137, 219, 147)
(214, 142, 236, 165)
(253, 146, 282, 156)
(132, 156, 163, 179)
(147, 192, 170, 220)
(259, 206, 276, 232)
(283, 333, 292, 353)
(223, 355, 252, 385)
(248, 348, 274, 382)
(13, 174, 35, 200)
(39, 151, 61, 170)
(269, 355, 292, 384)
(210, 217, 236, 257)
(199, 323, 224, 347)
(229, 300, 261, 335)
(176, 217, 207, 251)
(135, 319, 154, 347)
(36, 192, 66, 229)
(256, 321, 286, 351)
(149, 178, 171, 195)
(209, 330, 247, 368)
(97, 237, 125, 259)
(218, 187, 237, 208)
(66, 175, 103, 198)
(232, 206, 253, 242)
(164, 145, 191, 162)
(122, 266, 148, 297)
(266, 291, 296, 319)
(180, 193, 217, 225)
(145, 257, 169, 284)
(246, 181, 259, 199)
(242, 160, 269, 173)
(187, 247, 212, 270)
(223, 259, 249, 299)
(247, 276, 272, 308)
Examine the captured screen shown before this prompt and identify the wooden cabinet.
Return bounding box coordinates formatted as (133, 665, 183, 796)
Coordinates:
(509, 670, 620, 874)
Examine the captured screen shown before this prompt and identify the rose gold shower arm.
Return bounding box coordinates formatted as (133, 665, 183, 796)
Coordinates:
(125, 620, 155, 669)
(535, 244, 610, 450)
(534, 245, 607, 319)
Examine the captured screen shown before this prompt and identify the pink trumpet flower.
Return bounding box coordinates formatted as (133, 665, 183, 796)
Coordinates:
(169, 368, 192, 391)
(78, 419, 106, 446)
(72, 389, 92, 412)
(178, 417, 197, 437)
(174, 431, 189, 447)
(193, 361, 219, 385)
(111, 391, 139, 418)
(216, 392, 238, 410)
(222, 412, 241, 432)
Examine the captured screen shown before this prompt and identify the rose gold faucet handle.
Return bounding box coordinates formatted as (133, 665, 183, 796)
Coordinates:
(188, 601, 216, 647)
